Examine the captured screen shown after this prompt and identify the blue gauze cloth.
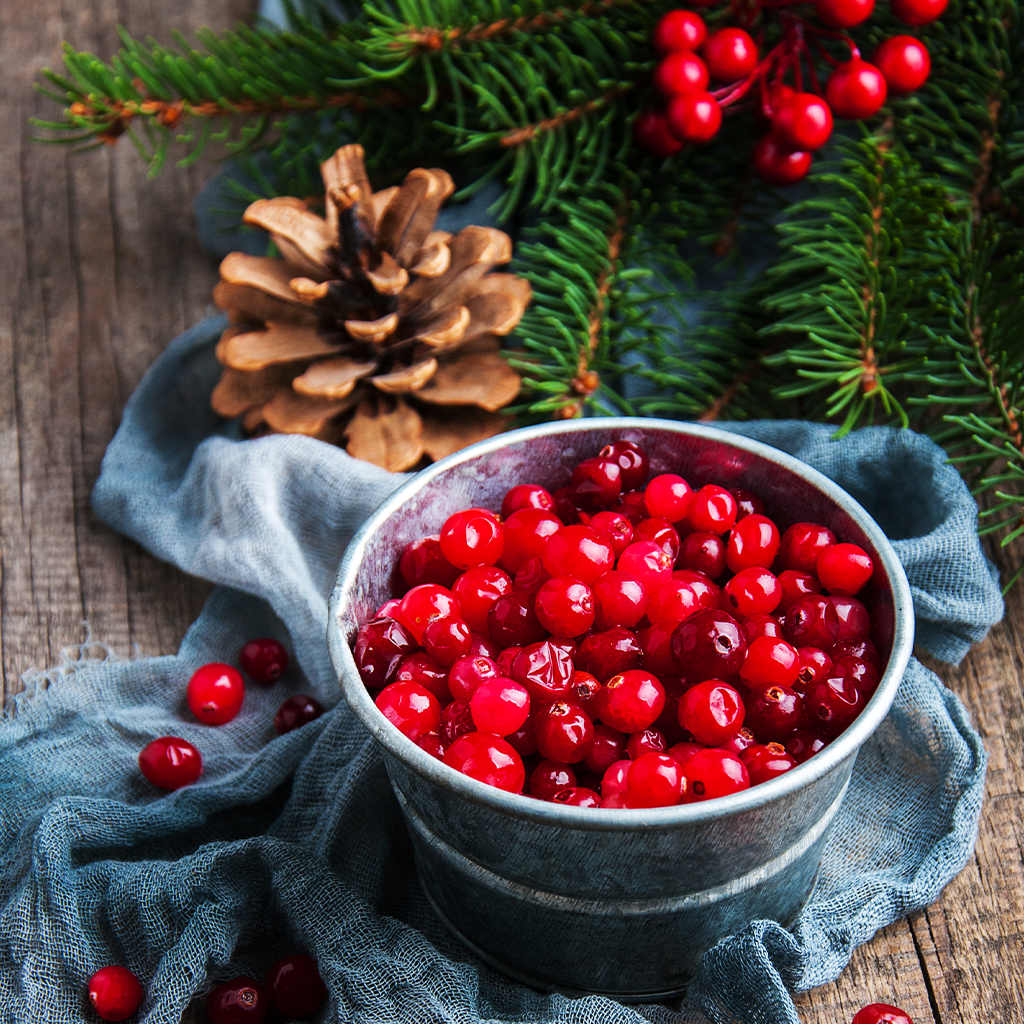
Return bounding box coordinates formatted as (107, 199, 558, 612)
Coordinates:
(0, 314, 1003, 1024)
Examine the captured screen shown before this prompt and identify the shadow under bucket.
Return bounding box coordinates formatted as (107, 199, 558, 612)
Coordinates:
(327, 419, 914, 999)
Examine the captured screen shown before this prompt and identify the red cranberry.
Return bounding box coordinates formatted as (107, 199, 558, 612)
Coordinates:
(88, 966, 144, 1022)
(393, 653, 450, 702)
(513, 557, 550, 595)
(354, 617, 416, 689)
(851, 1003, 915, 1024)
(626, 752, 684, 807)
(265, 954, 328, 1018)
(397, 584, 461, 643)
(468, 632, 499, 659)
(678, 680, 744, 746)
(592, 571, 648, 629)
(572, 456, 623, 510)
(754, 134, 812, 185)
(794, 647, 833, 694)
(599, 440, 650, 490)
(443, 732, 525, 792)
(584, 723, 628, 772)
(681, 748, 750, 802)
(501, 509, 563, 574)
(834, 655, 881, 699)
(551, 786, 601, 807)
(601, 669, 666, 732)
(875, 35, 931, 93)
(891, 0, 946, 22)
(440, 508, 504, 569)
(787, 729, 828, 763)
(678, 531, 727, 577)
(652, 9, 707, 54)
(739, 636, 799, 689)
(634, 518, 682, 561)
(501, 484, 554, 517)
(721, 726, 757, 757)
(745, 684, 805, 742)
(187, 663, 245, 726)
(617, 540, 674, 589)
(575, 627, 644, 680)
(806, 674, 866, 737)
(666, 91, 722, 143)
(488, 590, 547, 647)
(815, 0, 874, 27)
(818, 542, 874, 595)
(725, 567, 781, 616)
(742, 613, 785, 643)
(448, 655, 498, 702)
(727, 513, 781, 572)
(506, 716, 538, 757)
(831, 595, 872, 640)
(645, 474, 694, 522)
(777, 569, 822, 611)
(399, 534, 460, 588)
(421, 616, 472, 668)
(671, 609, 748, 681)
(777, 522, 836, 573)
(785, 595, 840, 648)
(653, 51, 710, 99)
(651, 674, 690, 743)
(274, 695, 325, 735)
(636, 619, 684, 676)
(138, 736, 202, 790)
(742, 741, 798, 784)
(441, 700, 475, 745)
(239, 638, 289, 684)
(571, 670, 603, 716)
(703, 27, 758, 81)
(510, 640, 574, 701)
(831, 636, 881, 668)
(589, 511, 634, 557)
(616, 490, 649, 524)
(826, 59, 887, 119)
(671, 741, 704, 765)
(626, 727, 668, 759)
(530, 759, 575, 799)
(732, 488, 764, 520)
(601, 759, 632, 797)
(648, 577, 703, 624)
(417, 732, 447, 758)
(634, 109, 684, 157)
(452, 566, 512, 632)
(552, 485, 582, 524)
(534, 576, 595, 637)
(205, 976, 268, 1024)
(687, 484, 737, 534)
(543, 525, 614, 583)
(535, 701, 596, 762)
(470, 677, 531, 736)
(375, 682, 441, 741)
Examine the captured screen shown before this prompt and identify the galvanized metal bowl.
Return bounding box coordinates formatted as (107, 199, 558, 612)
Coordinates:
(326, 419, 915, 1000)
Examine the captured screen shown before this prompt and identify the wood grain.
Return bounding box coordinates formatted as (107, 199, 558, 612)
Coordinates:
(0, 2, 1020, 1021)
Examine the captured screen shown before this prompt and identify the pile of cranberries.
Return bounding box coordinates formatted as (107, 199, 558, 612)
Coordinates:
(136, 638, 324, 791)
(634, 0, 942, 184)
(87, 953, 327, 1022)
(353, 440, 886, 809)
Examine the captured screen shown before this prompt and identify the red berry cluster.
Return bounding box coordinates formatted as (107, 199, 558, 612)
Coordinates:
(353, 441, 885, 809)
(87, 954, 327, 1023)
(635, 0, 941, 183)
(136, 639, 324, 791)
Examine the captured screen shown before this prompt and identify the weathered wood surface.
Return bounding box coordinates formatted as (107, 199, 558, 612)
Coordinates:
(0, 2, 1020, 1022)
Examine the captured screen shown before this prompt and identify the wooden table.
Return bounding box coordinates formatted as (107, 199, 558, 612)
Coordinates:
(2, 2, 1020, 1021)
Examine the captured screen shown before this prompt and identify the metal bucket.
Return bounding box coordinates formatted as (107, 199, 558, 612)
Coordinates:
(326, 419, 915, 1000)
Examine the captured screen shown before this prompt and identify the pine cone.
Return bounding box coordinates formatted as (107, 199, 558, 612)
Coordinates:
(209, 145, 530, 471)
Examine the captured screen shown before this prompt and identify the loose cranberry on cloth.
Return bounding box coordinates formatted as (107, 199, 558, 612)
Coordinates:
(0, 313, 1004, 1022)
